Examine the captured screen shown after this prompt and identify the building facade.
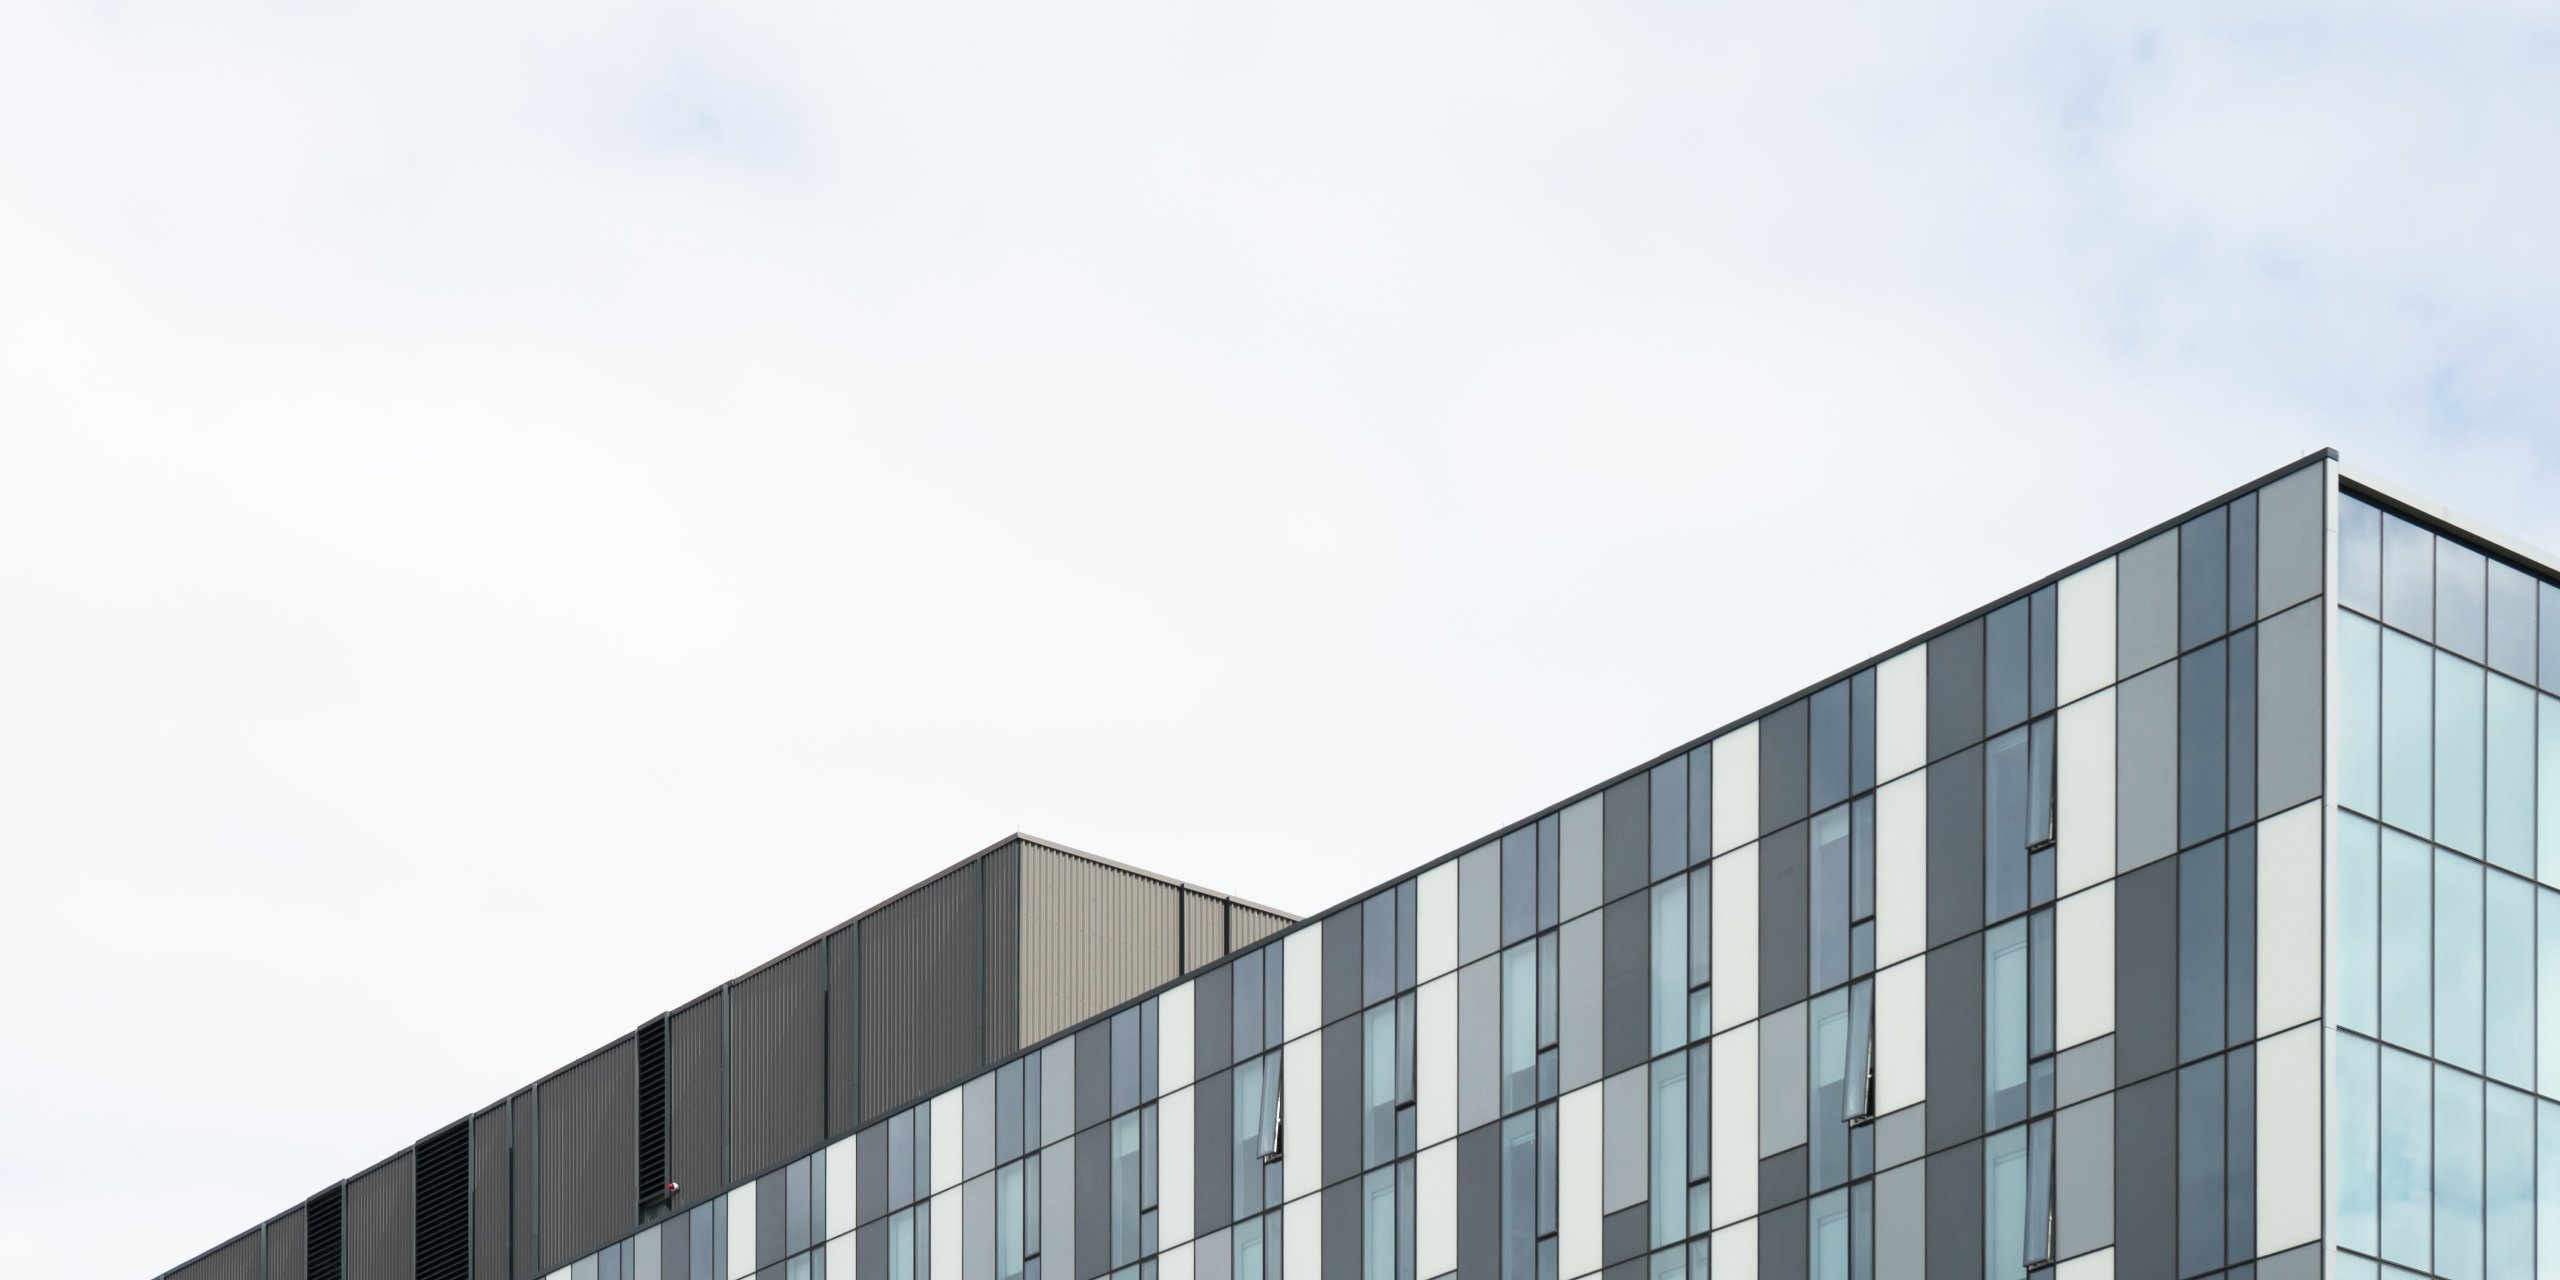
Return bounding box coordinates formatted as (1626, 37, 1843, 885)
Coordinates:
(158, 450, 2560, 1280)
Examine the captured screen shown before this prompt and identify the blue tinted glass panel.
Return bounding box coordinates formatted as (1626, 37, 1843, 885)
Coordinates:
(2340, 815, 2381, 1035)
(2437, 850, 2485, 1073)
(2341, 496, 2383, 618)
(2486, 869, 2534, 1089)
(2383, 631, 2434, 835)
(2341, 613, 2382, 817)
(2438, 654, 2486, 858)
(2338, 1034, 2379, 1254)
(2437, 1067, 2483, 1280)
(2382, 830, 2433, 1054)
(2487, 1083, 2534, 1280)
(2381, 1045, 2433, 1269)
(2384, 514, 2435, 639)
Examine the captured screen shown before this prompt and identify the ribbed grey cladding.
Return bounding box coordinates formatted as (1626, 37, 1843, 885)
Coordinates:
(826, 924, 858, 1139)
(538, 1038, 637, 1272)
(262, 1209, 306, 1280)
(344, 1150, 413, 1280)
(168, 1230, 261, 1280)
(983, 842, 1023, 1059)
(668, 991, 726, 1209)
(860, 860, 984, 1122)
(507, 1090, 536, 1279)
(731, 941, 825, 1179)
(1014, 841, 1181, 1048)
(470, 1106, 511, 1280)
(1229, 903, 1292, 948)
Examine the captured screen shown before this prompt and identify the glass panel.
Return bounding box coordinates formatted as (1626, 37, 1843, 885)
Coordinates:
(2342, 612, 2383, 817)
(1984, 1125, 2027, 1280)
(2437, 1066, 2483, 1280)
(1686, 866, 1711, 992)
(2024, 1118, 2054, 1266)
(2025, 719, 2055, 851)
(1503, 830, 1536, 948)
(1844, 979, 1874, 1122)
(1234, 1058, 1264, 1218)
(1366, 1004, 1397, 1167)
(2383, 630, 2435, 835)
(998, 1164, 1024, 1280)
(1851, 795, 1876, 923)
(2339, 1033, 2380, 1254)
(1651, 880, 1686, 1056)
(2440, 653, 2487, 857)
(2182, 506, 2229, 653)
(1989, 598, 2030, 734)
(2488, 675, 2537, 875)
(1812, 680, 1851, 814)
(2340, 496, 2382, 617)
(1811, 807, 1850, 994)
(2545, 695, 2560, 886)
(1113, 1113, 1141, 1266)
(1233, 950, 1264, 1061)
(1985, 728, 2029, 923)
(2340, 815, 2381, 1036)
(1985, 920, 2028, 1129)
(2542, 1100, 2560, 1280)
(2384, 513, 2435, 640)
(2381, 830, 2433, 1054)
(1503, 942, 1537, 1113)
(2380, 1045, 2432, 1269)
(2544, 888, 2560, 1102)
(2438, 849, 2485, 1074)
(2488, 560, 2539, 682)
(2180, 638, 2229, 848)
(1501, 1113, 1535, 1280)
(2486, 1083, 2533, 1280)
(2180, 841, 2227, 1062)
(1809, 1188, 1850, 1280)
(1366, 891, 1397, 1007)
(1652, 1053, 1688, 1246)
(1808, 988, 1850, 1191)
(1652, 758, 1689, 883)
(1363, 1168, 1395, 1280)
(2178, 1058, 2225, 1278)
(2440, 538, 2488, 662)
(2487, 868, 2535, 1089)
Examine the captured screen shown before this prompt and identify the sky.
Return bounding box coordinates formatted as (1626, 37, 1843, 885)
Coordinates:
(2, 0, 2556, 1274)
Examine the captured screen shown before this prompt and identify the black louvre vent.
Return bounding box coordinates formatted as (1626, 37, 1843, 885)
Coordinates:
(415, 1121, 471, 1280)
(637, 1014, 670, 1207)
(305, 1185, 344, 1280)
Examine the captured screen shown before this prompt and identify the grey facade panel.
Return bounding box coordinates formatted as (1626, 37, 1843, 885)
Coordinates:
(1458, 956, 1500, 1132)
(1455, 1125, 1499, 1280)
(1016, 842, 1184, 1052)
(1322, 1180, 1361, 1280)
(1074, 1022, 1110, 1135)
(1041, 1036, 1075, 1149)
(2118, 527, 2180, 679)
(1603, 1066, 1647, 1213)
(1759, 821, 1810, 1012)
(2258, 600, 2324, 817)
(509, 1089, 536, 1279)
(345, 1150, 414, 1280)
(861, 862, 984, 1124)
(1757, 1146, 1805, 1217)
(471, 1105, 511, 1280)
(1927, 618, 1985, 763)
(1758, 1001, 1807, 1157)
(1458, 843, 1499, 968)
(1195, 1069, 1232, 1237)
(171, 1231, 262, 1280)
(828, 924, 859, 1140)
(539, 1037, 639, 1272)
(1925, 933, 1984, 1152)
(1602, 893, 1651, 1076)
(1042, 1133, 1074, 1280)
(1560, 913, 1602, 1093)
(2055, 1094, 2114, 1259)
(2114, 860, 2180, 1087)
(1074, 1126, 1107, 1280)
(1924, 1142, 1982, 1280)
(2114, 1073, 2177, 1280)
(1603, 1204, 1647, 1266)
(731, 942, 826, 1180)
(1871, 1163, 1923, 1280)
(1757, 1199, 1807, 1280)
(965, 1073, 996, 1181)
(1603, 771, 1651, 903)
(1194, 963, 1233, 1079)
(966, 1171, 997, 1280)
(669, 992, 726, 1210)
(1322, 1018, 1361, 1187)
(756, 1169, 786, 1269)
(1758, 697, 1809, 839)
(1926, 747, 1985, 949)
(1322, 908, 1362, 1028)
(2256, 463, 2323, 618)
(2117, 663, 2179, 873)
(263, 1209, 307, 1280)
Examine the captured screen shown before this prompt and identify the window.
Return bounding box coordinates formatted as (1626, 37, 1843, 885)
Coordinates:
(1503, 942, 1537, 1114)
(1808, 988, 1850, 1191)
(1986, 728, 2030, 923)
(1365, 1004, 1398, 1167)
(1985, 1126, 2027, 1280)
(1986, 920, 2028, 1129)
(1362, 1167, 1395, 1280)
(2024, 1118, 2055, 1267)
(1652, 1055, 1688, 1247)
(1501, 1113, 1536, 1280)
(1843, 980, 1874, 1125)
(1810, 807, 1850, 994)
(1652, 879, 1688, 1055)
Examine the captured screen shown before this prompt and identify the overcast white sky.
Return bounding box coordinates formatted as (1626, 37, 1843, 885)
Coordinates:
(3, 0, 2556, 1274)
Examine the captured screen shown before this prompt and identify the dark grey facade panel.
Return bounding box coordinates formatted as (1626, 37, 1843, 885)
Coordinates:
(1195, 1068, 1232, 1237)
(1074, 1022, 1110, 1135)
(170, 1230, 262, 1280)
(1458, 956, 1500, 1132)
(1758, 821, 1809, 1014)
(667, 992, 725, 1211)
(2054, 1093, 2114, 1258)
(538, 1037, 639, 1272)
(1074, 1127, 1108, 1280)
(509, 1089, 536, 1280)
(1601, 894, 1650, 1077)
(1925, 933, 1984, 1153)
(2258, 599, 2323, 816)
(1016, 842, 1184, 1052)
(1603, 771, 1651, 904)
(2118, 527, 2180, 680)
(1458, 843, 1499, 969)
(1322, 1180, 1361, 1280)
(1757, 1146, 1805, 1216)
(1758, 697, 1809, 839)
(756, 1169, 787, 1269)
(1927, 618, 1985, 763)
(1322, 1018, 1361, 1187)
(471, 1105, 510, 1280)
(2114, 1072, 2178, 1280)
(1923, 1141, 1981, 1280)
(1925, 747, 1985, 949)
(1322, 908, 1362, 1028)
(2256, 462, 2323, 618)
(263, 1208, 307, 1280)
(1194, 963, 1233, 1079)
(861, 862, 984, 1124)
(1757, 1198, 1806, 1280)
(731, 942, 826, 1180)
(2114, 860, 2180, 1086)
(1455, 1125, 1498, 1280)
(828, 923, 859, 1140)
(345, 1150, 414, 1280)
(1603, 1203, 1647, 1266)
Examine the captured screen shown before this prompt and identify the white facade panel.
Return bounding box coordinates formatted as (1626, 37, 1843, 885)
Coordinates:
(2055, 883, 2115, 1051)
(2057, 689, 2117, 897)
(1711, 844, 1759, 1033)
(1875, 773, 1927, 968)
(932, 1090, 963, 1195)
(1283, 1033, 1321, 1201)
(1160, 1087, 1193, 1248)
(2256, 1025, 2322, 1254)
(2257, 801, 2322, 1036)
(2057, 558, 2117, 706)
(1417, 974, 1456, 1147)
(1417, 863, 1456, 982)
(1712, 723, 1759, 855)
(1876, 646, 1928, 783)
(1709, 1024, 1758, 1229)
(1284, 929, 1322, 1042)
(1418, 1139, 1458, 1280)
(1159, 982, 1194, 1093)
(1875, 954, 1927, 1114)
(1559, 1084, 1602, 1279)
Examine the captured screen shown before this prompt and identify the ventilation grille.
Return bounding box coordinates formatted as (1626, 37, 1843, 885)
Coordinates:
(636, 1015, 670, 1206)
(305, 1185, 344, 1280)
(415, 1122, 470, 1280)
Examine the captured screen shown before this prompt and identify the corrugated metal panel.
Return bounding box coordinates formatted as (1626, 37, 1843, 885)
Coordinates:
(1014, 842, 1179, 1048)
(345, 1151, 414, 1280)
(508, 1089, 536, 1279)
(730, 942, 825, 1179)
(263, 1208, 306, 1280)
(537, 1038, 637, 1272)
(471, 1105, 511, 1280)
(170, 1230, 262, 1280)
(414, 1123, 469, 1280)
(668, 991, 725, 1209)
(859, 860, 982, 1123)
(1180, 890, 1228, 973)
(1228, 903, 1292, 949)
(982, 841, 1022, 1059)
(826, 924, 858, 1139)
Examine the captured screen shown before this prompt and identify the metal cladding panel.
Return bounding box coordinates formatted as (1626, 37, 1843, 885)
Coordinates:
(860, 861, 983, 1123)
(263, 1209, 307, 1280)
(984, 842, 1024, 1060)
(1015, 842, 1180, 1049)
(508, 1090, 536, 1279)
(731, 942, 826, 1180)
(827, 924, 859, 1139)
(345, 1151, 414, 1280)
(1228, 903, 1292, 949)
(538, 1038, 638, 1272)
(170, 1230, 262, 1280)
(668, 992, 726, 1207)
(1181, 890, 1228, 973)
(471, 1106, 511, 1280)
